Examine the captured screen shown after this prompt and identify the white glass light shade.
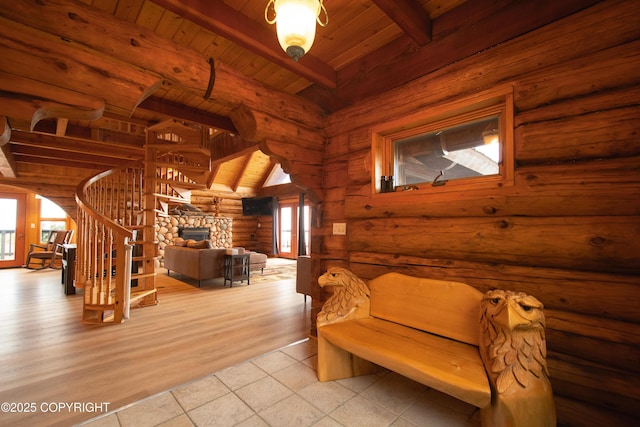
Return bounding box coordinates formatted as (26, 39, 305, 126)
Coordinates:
(274, 0, 320, 61)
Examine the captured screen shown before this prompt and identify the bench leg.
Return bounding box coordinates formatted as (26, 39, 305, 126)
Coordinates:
(317, 331, 377, 382)
(480, 380, 556, 427)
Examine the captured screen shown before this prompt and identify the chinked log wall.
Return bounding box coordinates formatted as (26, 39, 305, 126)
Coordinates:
(320, 1, 639, 426)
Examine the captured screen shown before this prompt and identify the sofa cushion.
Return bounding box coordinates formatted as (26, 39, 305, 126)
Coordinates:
(187, 239, 213, 249)
(173, 238, 187, 247)
(248, 252, 267, 272)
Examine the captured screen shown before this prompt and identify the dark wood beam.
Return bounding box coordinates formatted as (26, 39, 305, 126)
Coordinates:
(137, 96, 237, 132)
(151, 0, 337, 89)
(372, 0, 432, 46)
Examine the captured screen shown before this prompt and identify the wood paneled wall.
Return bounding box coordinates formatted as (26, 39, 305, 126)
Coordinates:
(317, 1, 639, 425)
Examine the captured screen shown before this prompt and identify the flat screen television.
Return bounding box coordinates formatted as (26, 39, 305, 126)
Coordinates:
(242, 196, 274, 216)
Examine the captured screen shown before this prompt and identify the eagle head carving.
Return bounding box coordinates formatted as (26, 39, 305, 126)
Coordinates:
(316, 267, 370, 327)
(480, 290, 556, 425)
(480, 289, 550, 394)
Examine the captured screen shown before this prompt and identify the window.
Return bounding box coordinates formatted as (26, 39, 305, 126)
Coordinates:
(39, 197, 67, 242)
(373, 86, 514, 194)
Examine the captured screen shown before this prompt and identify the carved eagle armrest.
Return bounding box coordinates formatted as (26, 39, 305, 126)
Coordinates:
(316, 267, 371, 328)
(479, 289, 556, 427)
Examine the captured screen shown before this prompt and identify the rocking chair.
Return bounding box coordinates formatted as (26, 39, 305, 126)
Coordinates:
(25, 230, 73, 270)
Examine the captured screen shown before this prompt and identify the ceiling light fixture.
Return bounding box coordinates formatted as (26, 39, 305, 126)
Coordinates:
(265, 0, 328, 62)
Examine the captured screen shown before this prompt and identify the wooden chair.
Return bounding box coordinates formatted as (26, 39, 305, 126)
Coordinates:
(25, 230, 73, 270)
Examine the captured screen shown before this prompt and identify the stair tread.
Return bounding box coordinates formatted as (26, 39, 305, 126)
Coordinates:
(130, 289, 157, 298)
(131, 272, 156, 279)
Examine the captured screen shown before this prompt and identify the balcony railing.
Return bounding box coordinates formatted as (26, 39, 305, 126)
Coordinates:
(0, 230, 15, 260)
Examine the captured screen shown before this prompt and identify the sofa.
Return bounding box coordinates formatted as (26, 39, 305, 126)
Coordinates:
(164, 239, 267, 286)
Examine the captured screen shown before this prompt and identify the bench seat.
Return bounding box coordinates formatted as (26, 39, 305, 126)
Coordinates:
(320, 317, 491, 408)
(315, 268, 556, 426)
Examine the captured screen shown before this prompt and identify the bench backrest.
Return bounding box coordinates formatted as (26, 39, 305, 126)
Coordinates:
(368, 272, 483, 346)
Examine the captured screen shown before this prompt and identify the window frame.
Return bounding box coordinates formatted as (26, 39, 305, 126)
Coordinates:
(372, 86, 514, 196)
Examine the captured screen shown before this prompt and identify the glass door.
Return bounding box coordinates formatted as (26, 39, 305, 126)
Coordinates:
(0, 193, 26, 268)
(279, 204, 294, 259)
(278, 201, 310, 259)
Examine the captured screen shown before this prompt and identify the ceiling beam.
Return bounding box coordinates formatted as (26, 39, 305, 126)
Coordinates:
(137, 96, 237, 132)
(12, 153, 108, 171)
(28, 120, 146, 147)
(206, 163, 221, 189)
(56, 118, 69, 137)
(9, 130, 145, 161)
(330, 0, 600, 107)
(0, 0, 325, 129)
(0, 18, 160, 117)
(0, 72, 106, 130)
(151, 0, 337, 90)
(10, 144, 124, 168)
(0, 143, 17, 178)
(0, 116, 10, 146)
(231, 153, 252, 192)
(372, 0, 432, 46)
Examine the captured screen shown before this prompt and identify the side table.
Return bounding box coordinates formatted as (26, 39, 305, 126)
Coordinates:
(223, 253, 250, 287)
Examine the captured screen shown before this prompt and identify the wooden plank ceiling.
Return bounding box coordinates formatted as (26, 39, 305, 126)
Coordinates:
(0, 0, 593, 214)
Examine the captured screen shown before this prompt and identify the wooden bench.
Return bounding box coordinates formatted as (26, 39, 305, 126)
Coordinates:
(316, 268, 556, 427)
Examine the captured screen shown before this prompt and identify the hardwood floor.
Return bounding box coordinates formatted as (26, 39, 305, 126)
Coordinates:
(0, 265, 310, 427)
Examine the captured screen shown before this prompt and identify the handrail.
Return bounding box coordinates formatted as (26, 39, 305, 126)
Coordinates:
(75, 162, 142, 323)
(74, 125, 204, 323)
(75, 163, 141, 240)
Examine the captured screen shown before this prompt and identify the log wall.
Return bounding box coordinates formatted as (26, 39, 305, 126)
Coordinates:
(316, 1, 640, 425)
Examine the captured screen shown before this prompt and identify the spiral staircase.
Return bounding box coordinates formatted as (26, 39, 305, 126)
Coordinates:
(75, 120, 211, 324)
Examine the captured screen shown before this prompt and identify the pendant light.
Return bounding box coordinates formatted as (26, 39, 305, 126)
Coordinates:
(265, 0, 328, 62)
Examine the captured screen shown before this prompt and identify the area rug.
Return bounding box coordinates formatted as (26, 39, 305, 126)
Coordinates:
(248, 258, 297, 285)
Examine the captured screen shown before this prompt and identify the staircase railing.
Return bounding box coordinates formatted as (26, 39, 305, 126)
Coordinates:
(75, 164, 145, 324)
(74, 120, 211, 324)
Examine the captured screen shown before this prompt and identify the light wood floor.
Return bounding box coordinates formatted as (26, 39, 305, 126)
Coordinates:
(0, 265, 310, 427)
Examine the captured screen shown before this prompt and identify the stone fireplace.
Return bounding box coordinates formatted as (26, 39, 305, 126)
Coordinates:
(156, 215, 233, 263)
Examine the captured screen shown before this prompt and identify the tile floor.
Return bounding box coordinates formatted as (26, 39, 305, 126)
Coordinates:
(78, 339, 478, 427)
